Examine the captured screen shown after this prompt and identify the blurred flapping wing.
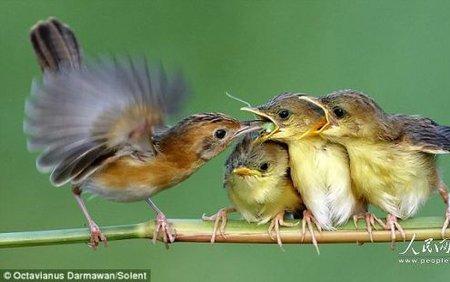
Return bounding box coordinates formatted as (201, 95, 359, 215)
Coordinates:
(25, 57, 187, 186)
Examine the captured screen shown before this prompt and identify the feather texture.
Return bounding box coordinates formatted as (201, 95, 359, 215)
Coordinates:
(287, 137, 358, 229)
(25, 57, 187, 186)
(30, 17, 82, 71)
(393, 114, 450, 154)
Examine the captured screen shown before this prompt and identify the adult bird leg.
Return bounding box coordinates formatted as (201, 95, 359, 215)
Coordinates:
(72, 186, 107, 249)
(146, 198, 176, 246)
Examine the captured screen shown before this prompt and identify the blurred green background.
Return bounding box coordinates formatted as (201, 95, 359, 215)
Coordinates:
(1, 0, 450, 281)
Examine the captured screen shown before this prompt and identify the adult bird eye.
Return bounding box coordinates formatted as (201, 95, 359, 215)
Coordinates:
(259, 162, 269, 171)
(333, 107, 346, 119)
(214, 129, 227, 139)
(278, 109, 290, 120)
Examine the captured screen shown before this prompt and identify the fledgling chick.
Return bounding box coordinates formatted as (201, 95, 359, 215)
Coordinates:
(203, 133, 303, 247)
(306, 90, 450, 246)
(241, 93, 363, 251)
(26, 18, 260, 248)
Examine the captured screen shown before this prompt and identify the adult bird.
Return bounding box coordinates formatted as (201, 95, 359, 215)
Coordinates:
(26, 18, 260, 248)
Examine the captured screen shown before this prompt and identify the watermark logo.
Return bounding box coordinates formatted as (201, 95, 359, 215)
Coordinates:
(397, 234, 450, 265)
(0, 269, 150, 281)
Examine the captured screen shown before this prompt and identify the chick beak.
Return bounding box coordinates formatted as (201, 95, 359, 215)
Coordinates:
(298, 96, 336, 133)
(233, 166, 261, 177)
(240, 107, 280, 140)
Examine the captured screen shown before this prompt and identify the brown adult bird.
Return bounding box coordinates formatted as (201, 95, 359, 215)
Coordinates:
(304, 90, 450, 246)
(26, 18, 260, 248)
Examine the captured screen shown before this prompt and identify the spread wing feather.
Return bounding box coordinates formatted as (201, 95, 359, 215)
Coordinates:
(25, 57, 187, 186)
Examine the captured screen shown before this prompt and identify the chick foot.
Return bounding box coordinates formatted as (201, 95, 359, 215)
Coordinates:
(385, 214, 406, 249)
(268, 212, 299, 248)
(202, 207, 236, 243)
(442, 209, 450, 239)
(153, 212, 176, 245)
(87, 222, 107, 249)
(353, 212, 386, 242)
(301, 210, 322, 255)
(438, 182, 450, 238)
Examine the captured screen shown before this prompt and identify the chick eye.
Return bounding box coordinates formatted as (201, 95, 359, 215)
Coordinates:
(214, 129, 227, 139)
(278, 109, 290, 120)
(259, 162, 269, 171)
(333, 107, 346, 119)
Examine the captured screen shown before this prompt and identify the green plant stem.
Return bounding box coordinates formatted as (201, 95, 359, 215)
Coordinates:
(0, 217, 448, 249)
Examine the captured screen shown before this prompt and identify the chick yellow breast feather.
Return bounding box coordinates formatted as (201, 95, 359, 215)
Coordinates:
(336, 138, 436, 219)
(226, 168, 301, 224)
(287, 136, 360, 229)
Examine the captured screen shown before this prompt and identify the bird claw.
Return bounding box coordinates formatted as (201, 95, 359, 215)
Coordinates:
(437, 183, 449, 239)
(201, 213, 215, 221)
(202, 208, 234, 243)
(268, 218, 280, 246)
(87, 222, 107, 250)
(267, 212, 299, 248)
(301, 210, 321, 255)
(385, 214, 405, 249)
(353, 212, 386, 243)
(153, 213, 176, 247)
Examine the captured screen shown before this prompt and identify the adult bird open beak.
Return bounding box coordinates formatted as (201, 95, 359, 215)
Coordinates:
(232, 166, 261, 177)
(234, 121, 263, 138)
(240, 107, 280, 141)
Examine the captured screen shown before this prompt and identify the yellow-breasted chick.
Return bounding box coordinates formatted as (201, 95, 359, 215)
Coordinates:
(241, 93, 363, 250)
(203, 133, 303, 246)
(305, 90, 450, 245)
(26, 18, 260, 248)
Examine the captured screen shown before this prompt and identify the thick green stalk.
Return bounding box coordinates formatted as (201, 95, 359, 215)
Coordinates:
(0, 217, 447, 249)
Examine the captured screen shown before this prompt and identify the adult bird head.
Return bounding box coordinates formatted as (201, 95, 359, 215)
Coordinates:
(159, 114, 262, 162)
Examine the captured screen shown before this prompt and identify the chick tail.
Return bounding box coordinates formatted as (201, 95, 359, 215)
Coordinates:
(438, 126, 450, 150)
(30, 17, 82, 71)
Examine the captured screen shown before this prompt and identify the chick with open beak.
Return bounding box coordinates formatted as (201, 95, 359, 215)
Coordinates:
(305, 89, 450, 247)
(241, 93, 362, 251)
(203, 133, 303, 247)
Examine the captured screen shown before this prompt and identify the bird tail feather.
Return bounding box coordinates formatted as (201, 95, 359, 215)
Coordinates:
(30, 17, 82, 71)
